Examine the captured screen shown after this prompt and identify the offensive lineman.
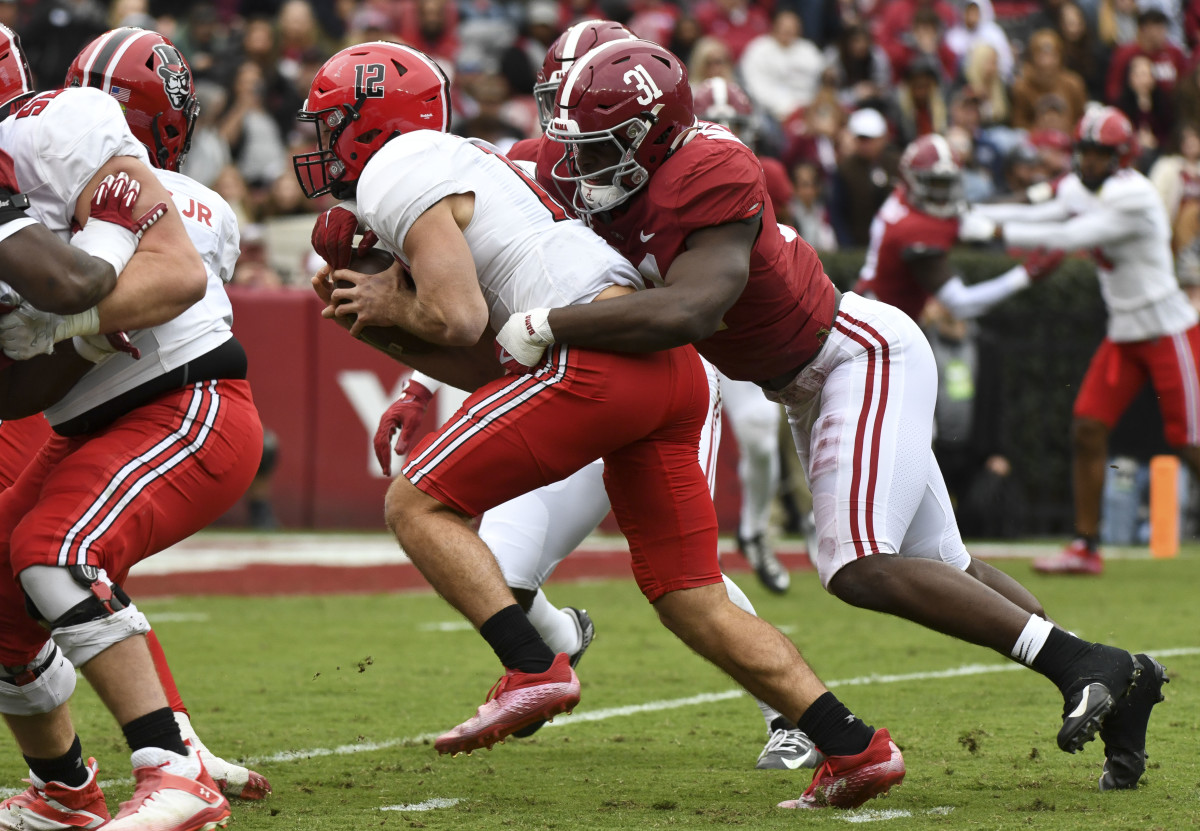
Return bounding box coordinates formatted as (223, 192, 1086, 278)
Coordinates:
(0, 27, 265, 830)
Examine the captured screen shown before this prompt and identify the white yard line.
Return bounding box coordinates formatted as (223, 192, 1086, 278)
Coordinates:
(7, 647, 1196, 801)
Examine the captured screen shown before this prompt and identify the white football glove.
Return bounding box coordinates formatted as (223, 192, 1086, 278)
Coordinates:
(958, 211, 998, 244)
(0, 303, 99, 360)
(496, 308, 555, 369)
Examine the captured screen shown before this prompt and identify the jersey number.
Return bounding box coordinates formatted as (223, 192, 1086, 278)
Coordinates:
(14, 90, 65, 119)
(474, 144, 570, 223)
(624, 65, 663, 106)
(354, 63, 386, 98)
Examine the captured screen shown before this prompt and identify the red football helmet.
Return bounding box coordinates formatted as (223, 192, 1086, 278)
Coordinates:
(546, 39, 695, 216)
(65, 28, 199, 172)
(899, 134, 965, 219)
(294, 42, 450, 200)
(692, 77, 755, 143)
(0, 24, 36, 120)
(533, 20, 634, 130)
(1073, 105, 1136, 189)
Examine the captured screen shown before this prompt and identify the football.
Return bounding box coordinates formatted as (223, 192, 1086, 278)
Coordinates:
(337, 248, 436, 356)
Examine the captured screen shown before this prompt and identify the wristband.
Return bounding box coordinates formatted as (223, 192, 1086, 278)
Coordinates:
(71, 218, 139, 275)
(522, 308, 555, 346)
(406, 370, 443, 395)
(56, 307, 100, 340)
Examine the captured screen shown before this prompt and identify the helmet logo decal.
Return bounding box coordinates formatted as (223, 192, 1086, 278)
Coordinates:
(624, 64, 663, 107)
(152, 43, 191, 110)
(354, 63, 386, 98)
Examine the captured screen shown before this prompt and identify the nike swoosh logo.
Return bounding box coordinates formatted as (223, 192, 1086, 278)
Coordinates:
(1067, 686, 1093, 718)
(779, 754, 811, 770)
(498, 348, 514, 364)
(639, 231, 655, 242)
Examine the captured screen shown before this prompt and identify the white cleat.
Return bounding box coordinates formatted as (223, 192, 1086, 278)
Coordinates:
(0, 758, 109, 830)
(104, 746, 231, 831)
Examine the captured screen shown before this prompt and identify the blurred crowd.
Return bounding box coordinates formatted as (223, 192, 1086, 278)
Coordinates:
(10, 0, 1200, 289)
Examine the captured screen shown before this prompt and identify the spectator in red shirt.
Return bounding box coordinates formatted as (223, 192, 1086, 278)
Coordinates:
(1105, 8, 1187, 104)
(693, 0, 771, 60)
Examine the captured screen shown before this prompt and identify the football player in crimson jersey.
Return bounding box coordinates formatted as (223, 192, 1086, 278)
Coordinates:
(498, 39, 1153, 801)
(855, 133, 1064, 323)
(298, 41, 869, 786)
(0, 27, 265, 831)
(964, 109, 1200, 587)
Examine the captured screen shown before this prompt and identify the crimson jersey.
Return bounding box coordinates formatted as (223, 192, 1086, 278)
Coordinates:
(855, 190, 959, 322)
(537, 124, 837, 383)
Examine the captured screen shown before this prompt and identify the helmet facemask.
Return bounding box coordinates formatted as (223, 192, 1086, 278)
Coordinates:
(908, 170, 965, 218)
(549, 115, 652, 217)
(294, 102, 360, 199)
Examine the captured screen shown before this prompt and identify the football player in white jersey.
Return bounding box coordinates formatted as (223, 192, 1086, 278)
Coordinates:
(0, 28, 266, 831)
(297, 42, 888, 800)
(962, 106, 1200, 589)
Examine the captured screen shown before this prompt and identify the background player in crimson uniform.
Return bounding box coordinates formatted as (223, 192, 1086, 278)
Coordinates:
(689, 75, 790, 596)
(498, 38, 1158, 800)
(963, 106, 1200, 590)
(856, 133, 1063, 323)
(297, 41, 864, 795)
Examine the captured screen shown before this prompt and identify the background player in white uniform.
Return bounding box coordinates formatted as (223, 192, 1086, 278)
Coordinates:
(0, 29, 265, 831)
(962, 105, 1200, 583)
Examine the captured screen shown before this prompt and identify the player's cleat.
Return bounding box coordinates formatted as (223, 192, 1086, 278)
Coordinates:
(0, 757, 109, 830)
(104, 746, 231, 831)
(513, 607, 594, 739)
(1099, 653, 1168, 791)
(738, 533, 790, 594)
(435, 652, 581, 756)
(756, 727, 824, 770)
(1058, 648, 1141, 753)
(1033, 540, 1103, 575)
(778, 728, 905, 809)
(174, 711, 272, 800)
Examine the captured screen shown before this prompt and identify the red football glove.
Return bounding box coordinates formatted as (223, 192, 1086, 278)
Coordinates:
(1024, 248, 1066, 283)
(311, 206, 379, 270)
(90, 172, 168, 240)
(373, 378, 435, 476)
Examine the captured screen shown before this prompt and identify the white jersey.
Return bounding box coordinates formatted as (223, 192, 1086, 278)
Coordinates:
(974, 170, 1198, 342)
(353, 130, 644, 331)
(0, 87, 237, 424)
(43, 169, 238, 425)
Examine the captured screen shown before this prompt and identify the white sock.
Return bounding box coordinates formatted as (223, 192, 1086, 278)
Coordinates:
(1010, 614, 1055, 665)
(526, 590, 582, 656)
(720, 574, 781, 731)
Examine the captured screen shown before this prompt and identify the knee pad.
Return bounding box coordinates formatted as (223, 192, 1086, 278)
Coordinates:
(20, 565, 150, 667)
(0, 641, 77, 716)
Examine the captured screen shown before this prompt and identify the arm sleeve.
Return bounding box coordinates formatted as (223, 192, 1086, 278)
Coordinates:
(1003, 205, 1134, 251)
(934, 267, 1030, 320)
(972, 199, 1072, 224)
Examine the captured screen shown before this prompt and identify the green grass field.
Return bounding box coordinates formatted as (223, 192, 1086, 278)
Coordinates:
(2, 546, 1197, 830)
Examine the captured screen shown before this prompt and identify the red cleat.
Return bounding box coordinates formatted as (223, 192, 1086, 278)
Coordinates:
(1033, 540, 1103, 575)
(435, 652, 581, 756)
(0, 757, 109, 829)
(778, 728, 906, 809)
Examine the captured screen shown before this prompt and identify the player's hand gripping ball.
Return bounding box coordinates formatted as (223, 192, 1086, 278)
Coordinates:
(331, 248, 436, 356)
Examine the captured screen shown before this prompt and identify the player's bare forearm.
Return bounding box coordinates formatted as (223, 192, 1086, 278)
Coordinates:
(75, 156, 206, 332)
(0, 224, 117, 313)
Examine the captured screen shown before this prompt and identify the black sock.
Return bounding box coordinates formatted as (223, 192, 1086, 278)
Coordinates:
(796, 692, 876, 757)
(122, 707, 188, 756)
(1075, 534, 1099, 553)
(1032, 628, 1096, 691)
(478, 604, 555, 673)
(25, 734, 88, 788)
(769, 715, 797, 734)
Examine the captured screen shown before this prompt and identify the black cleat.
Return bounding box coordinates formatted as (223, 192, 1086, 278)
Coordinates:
(512, 607, 594, 738)
(1058, 648, 1141, 753)
(1099, 654, 1168, 791)
(738, 534, 790, 594)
